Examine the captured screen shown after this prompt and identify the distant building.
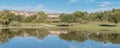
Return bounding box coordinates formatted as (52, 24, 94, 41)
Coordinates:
(9, 10, 60, 22)
(10, 10, 37, 17)
(47, 13, 60, 18)
(9, 10, 60, 18)
(47, 13, 60, 22)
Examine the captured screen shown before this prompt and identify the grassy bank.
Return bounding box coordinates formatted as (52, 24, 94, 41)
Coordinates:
(1, 23, 56, 29)
(1, 22, 120, 32)
(70, 22, 120, 32)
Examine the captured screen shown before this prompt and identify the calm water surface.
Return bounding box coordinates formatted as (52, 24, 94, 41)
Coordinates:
(0, 29, 120, 48)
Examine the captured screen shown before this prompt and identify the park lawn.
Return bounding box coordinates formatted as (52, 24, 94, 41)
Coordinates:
(1, 22, 120, 32)
(1, 23, 57, 29)
(70, 22, 120, 32)
(20, 23, 44, 27)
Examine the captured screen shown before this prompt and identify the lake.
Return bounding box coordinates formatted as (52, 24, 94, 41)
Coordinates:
(0, 28, 120, 48)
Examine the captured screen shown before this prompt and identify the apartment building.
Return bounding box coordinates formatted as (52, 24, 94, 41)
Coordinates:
(9, 10, 60, 22)
(10, 10, 37, 17)
(9, 10, 60, 18)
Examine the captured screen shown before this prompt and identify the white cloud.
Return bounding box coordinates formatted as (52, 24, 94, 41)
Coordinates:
(84, 0, 95, 4)
(36, 4, 44, 8)
(0, 4, 68, 13)
(67, 0, 96, 4)
(67, 0, 79, 4)
(83, 6, 120, 13)
(99, 2, 112, 7)
(0, 4, 45, 11)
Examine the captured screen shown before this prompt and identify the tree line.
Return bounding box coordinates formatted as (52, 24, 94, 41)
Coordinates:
(0, 8, 120, 26)
(59, 9, 120, 24)
(0, 10, 48, 26)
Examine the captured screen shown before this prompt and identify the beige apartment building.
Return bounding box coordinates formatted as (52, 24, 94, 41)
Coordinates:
(47, 13, 60, 22)
(10, 10, 60, 18)
(10, 10, 37, 17)
(9, 10, 60, 22)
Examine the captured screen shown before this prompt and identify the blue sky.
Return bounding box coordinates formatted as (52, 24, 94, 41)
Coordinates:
(0, 0, 120, 13)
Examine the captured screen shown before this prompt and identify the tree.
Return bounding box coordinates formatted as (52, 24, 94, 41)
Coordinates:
(72, 11, 88, 23)
(37, 11, 48, 23)
(24, 11, 48, 23)
(59, 11, 88, 23)
(24, 15, 37, 23)
(0, 10, 12, 26)
(59, 13, 77, 23)
(88, 13, 97, 21)
(109, 10, 120, 25)
(0, 10, 22, 26)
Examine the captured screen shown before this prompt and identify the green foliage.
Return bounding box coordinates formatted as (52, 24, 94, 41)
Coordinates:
(108, 9, 120, 24)
(24, 15, 37, 23)
(37, 11, 48, 23)
(22, 11, 48, 23)
(59, 14, 77, 23)
(88, 9, 120, 24)
(1, 9, 120, 25)
(0, 10, 22, 26)
(59, 9, 120, 24)
(73, 11, 88, 20)
(59, 11, 88, 23)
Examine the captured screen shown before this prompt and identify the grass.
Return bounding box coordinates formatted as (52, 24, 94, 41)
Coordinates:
(1, 23, 58, 29)
(0, 22, 120, 32)
(20, 23, 44, 27)
(70, 21, 120, 32)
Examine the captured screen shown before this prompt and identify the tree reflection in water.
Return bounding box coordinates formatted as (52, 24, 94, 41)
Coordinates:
(59, 30, 120, 44)
(0, 29, 120, 44)
(0, 29, 48, 44)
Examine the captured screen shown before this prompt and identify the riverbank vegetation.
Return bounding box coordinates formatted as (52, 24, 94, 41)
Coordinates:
(0, 9, 120, 31)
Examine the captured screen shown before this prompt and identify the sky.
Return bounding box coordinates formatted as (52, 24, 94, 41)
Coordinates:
(0, 0, 120, 13)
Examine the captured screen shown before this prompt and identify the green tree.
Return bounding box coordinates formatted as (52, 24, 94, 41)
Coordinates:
(37, 11, 48, 23)
(72, 11, 88, 23)
(59, 11, 88, 23)
(0, 10, 13, 26)
(109, 10, 120, 25)
(59, 13, 77, 23)
(24, 15, 37, 23)
(88, 13, 97, 21)
(0, 10, 22, 26)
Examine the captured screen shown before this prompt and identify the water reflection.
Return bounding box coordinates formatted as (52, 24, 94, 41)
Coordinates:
(0, 29, 120, 48)
(59, 30, 120, 44)
(0, 29, 48, 44)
